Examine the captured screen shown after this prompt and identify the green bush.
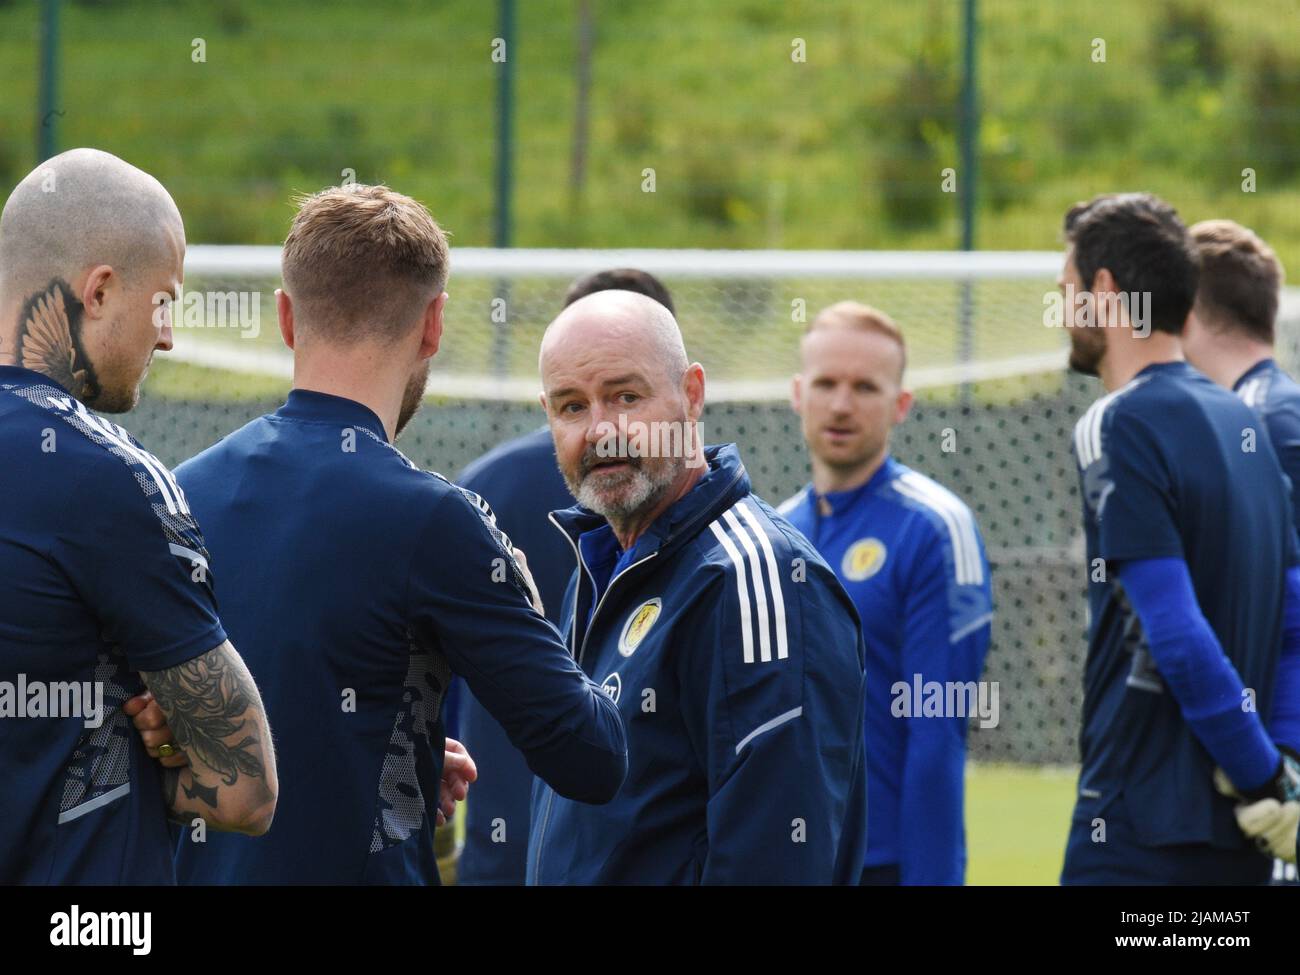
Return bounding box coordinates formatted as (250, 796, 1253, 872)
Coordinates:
(874, 24, 958, 231)
(1245, 43, 1300, 181)
(1150, 1, 1227, 92)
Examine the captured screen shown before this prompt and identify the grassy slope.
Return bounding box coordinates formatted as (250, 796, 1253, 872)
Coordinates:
(1, 1, 1298, 262)
(3, 1, 1296, 400)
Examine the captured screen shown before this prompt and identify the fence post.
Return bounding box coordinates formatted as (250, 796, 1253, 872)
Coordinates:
(492, 0, 516, 379)
(37, 0, 62, 162)
(958, 0, 979, 406)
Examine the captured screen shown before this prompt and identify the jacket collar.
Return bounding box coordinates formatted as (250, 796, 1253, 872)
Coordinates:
(1233, 357, 1276, 391)
(0, 365, 71, 394)
(274, 388, 388, 443)
(815, 454, 899, 516)
(550, 443, 751, 562)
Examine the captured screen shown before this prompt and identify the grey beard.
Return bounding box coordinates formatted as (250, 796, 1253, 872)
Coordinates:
(573, 455, 682, 527)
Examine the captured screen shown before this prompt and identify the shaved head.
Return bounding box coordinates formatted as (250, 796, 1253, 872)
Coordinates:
(539, 289, 705, 541)
(1, 148, 181, 298)
(540, 289, 688, 386)
(0, 148, 185, 411)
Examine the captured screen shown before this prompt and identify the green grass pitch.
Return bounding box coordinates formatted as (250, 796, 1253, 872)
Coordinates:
(966, 763, 1076, 885)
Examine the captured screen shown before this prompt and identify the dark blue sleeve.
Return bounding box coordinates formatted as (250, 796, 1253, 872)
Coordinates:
(53, 450, 226, 672)
(1263, 402, 1300, 564)
(442, 678, 463, 740)
(1094, 409, 1184, 564)
(456, 436, 577, 628)
(681, 542, 866, 884)
(898, 530, 991, 885)
(1118, 557, 1279, 791)
(1269, 566, 1300, 753)
(408, 487, 626, 804)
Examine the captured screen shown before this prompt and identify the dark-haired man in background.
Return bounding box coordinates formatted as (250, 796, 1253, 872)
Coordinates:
(452, 268, 676, 885)
(1057, 193, 1300, 884)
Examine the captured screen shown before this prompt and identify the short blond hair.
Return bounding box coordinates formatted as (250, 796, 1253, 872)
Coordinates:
(805, 301, 906, 377)
(281, 183, 449, 342)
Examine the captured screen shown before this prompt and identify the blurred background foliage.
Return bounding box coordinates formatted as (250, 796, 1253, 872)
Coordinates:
(0, 0, 1298, 263)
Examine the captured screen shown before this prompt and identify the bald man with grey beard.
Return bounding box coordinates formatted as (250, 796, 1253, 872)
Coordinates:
(528, 289, 868, 884)
(0, 149, 278, 884)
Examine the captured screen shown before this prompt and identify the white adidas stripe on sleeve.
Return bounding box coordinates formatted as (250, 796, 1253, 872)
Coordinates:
(737, 500, 789, 661)
(84, 413, 182, 515)
(722, 508, 774, 663)
(710, 502, 790, 665)
(894, 472, 984, 587)
(1073, 375, 1153, 470)
(709, 519, 756, 664)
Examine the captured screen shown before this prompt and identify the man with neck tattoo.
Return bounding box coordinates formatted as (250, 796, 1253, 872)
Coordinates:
(0, 148, 279, 884)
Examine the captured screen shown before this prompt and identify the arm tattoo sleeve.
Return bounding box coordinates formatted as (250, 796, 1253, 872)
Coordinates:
(161, 767, 187, 824)
(142, 647, 266, 790)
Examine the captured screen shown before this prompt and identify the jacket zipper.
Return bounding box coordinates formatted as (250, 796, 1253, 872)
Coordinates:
(549, 516, 591, 656)
(531, 463, 742, 882)
(576, 552, 658, 666)
(532, 513, 657, 882)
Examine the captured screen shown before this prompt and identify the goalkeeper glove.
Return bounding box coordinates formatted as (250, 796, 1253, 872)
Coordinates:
(1214, 748, 1300, 864)
(1233, 799, 1298, 864)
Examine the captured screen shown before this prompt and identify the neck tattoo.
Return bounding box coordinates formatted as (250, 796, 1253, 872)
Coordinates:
(13, 280, 99, 401)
